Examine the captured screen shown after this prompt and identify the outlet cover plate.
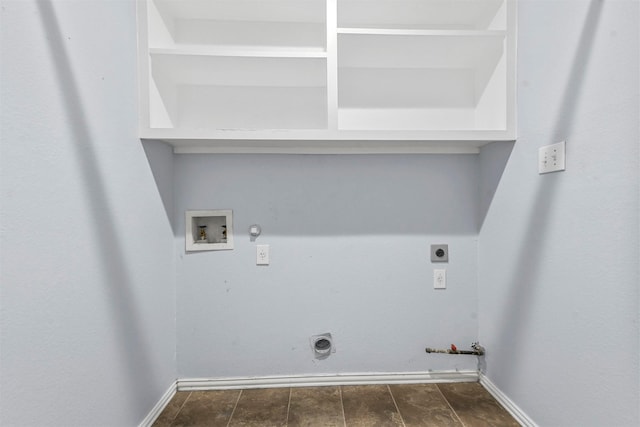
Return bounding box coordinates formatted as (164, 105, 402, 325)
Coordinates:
(539, 141, 566, 174)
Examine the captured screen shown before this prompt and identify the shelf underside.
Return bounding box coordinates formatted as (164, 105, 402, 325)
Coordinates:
(144, 139, 510, 155)
(338, 0, 505, 30)
(141, 130, 515, 154)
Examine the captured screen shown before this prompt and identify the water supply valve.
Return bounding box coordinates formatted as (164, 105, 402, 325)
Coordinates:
(425, 342, 485, 356)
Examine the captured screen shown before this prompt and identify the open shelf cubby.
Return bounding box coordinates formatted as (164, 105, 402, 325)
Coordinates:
(149, 53, 328, 130)
(149, 0, 327, 52)
(337, 33, 507, 131)
(142, 0, 329, 133)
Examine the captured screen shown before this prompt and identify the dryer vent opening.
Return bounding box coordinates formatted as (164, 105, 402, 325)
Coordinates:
(315, 338, 331, 351)
(310, 333, 335, 359)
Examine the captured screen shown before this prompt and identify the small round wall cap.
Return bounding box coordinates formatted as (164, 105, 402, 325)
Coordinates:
(249, 224, 262, 237)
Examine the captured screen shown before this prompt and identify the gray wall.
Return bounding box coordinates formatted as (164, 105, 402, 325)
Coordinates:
(0, 1, 176, 425)
(478, 1, 639, 426)
(174, 154, 481, 377)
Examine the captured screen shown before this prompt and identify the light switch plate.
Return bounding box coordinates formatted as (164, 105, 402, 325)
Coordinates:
(539, 141, 566, 174)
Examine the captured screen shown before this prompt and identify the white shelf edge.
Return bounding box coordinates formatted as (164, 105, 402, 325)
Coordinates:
(337, 28, 506, 37)
(140, 128, 515, 141)
(150, 1, 327, 25)
(170, 144, 482, 155)
(142, 131, 515, 154)
(149, 47, 327, 59)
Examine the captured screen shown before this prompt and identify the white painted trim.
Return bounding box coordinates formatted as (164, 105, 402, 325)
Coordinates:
(150, 47, 328, 58)
(337, 28, 506, 37)
(479, 374, 538, 427)
(138, 381, 177, 427)
(171, 144, 481, 155)
(177, 370, 479, 391)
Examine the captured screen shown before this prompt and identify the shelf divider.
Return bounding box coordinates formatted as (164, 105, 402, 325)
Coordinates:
(149, 47, 327, 58)
(326, 0, 339, 130)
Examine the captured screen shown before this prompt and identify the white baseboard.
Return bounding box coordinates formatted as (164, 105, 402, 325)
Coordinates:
(139, 381, 177, 427)
(177, 370, 479, 391)
(479, 374, 537, 427)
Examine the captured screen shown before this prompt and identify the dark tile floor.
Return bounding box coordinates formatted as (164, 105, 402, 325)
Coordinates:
(153, 383, 520, 427)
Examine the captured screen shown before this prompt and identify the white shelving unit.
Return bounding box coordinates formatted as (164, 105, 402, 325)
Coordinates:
(137, 0, 516, 153)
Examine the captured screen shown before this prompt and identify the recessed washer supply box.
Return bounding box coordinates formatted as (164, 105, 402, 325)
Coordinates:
(185, 209, 234, 252)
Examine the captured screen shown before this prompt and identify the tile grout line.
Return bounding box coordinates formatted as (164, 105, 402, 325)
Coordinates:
(169, 391, 192, 426)
(285, 387, 292, 427)
(387, 385, 407, 427)
(226, 389, 243, 427)
(339, 386, 347, 427)
(435, 384, 467, 427)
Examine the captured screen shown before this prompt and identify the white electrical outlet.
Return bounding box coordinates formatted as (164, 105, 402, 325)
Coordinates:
(539, 141, 566, 174)
(256, 245, 269, 265)
(434, 269, 446, 289)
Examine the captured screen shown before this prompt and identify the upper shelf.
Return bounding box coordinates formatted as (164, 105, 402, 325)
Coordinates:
(149, 0, 327, 52)
(149, 46, 327, 58)
(337, 28, 506, 36)
(150, 53, 327, 87)
(338, 33, 505, 69)
(337, 0, 506, 31)
(153, 0, 326, 23)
